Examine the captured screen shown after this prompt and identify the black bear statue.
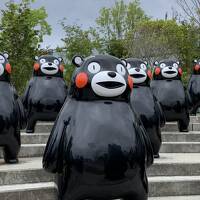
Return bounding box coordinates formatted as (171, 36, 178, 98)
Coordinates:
(22, 55, 68, 133)
(43, 55, 154, 200)
(126, 58, 165, 158)
(0, 52, 26, 163)
(151, 59, 190, 132)
(187, 59, 200, 115)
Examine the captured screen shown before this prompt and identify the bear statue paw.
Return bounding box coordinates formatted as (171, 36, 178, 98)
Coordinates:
(154, 154, 160, 159)
(5, 158, 19, 164)
(26, 129, 34, 134)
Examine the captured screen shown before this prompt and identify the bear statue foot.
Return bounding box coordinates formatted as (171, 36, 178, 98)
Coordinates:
(26, 129, 34, 134)
(5, 158, 18, 164)
(154, 154, 160, 159)
(180, 128, 189, 132)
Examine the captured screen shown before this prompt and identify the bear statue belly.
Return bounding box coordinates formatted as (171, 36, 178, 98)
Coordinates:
(0, 83, 23, 163)
(151, 80, 186, 120)
(0, 83, 17, 138)
(29, 77, 66, 112)
(25, 77, 67, 133)
(187, 75, 200, 114)
(130, 86, 163, 157)
(44, 99, 149, 200)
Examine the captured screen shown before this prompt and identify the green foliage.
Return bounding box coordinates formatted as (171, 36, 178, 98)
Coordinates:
(61, 23, 101, 83)
(0, 0, 51, 93)
(96, 0, 148, 57)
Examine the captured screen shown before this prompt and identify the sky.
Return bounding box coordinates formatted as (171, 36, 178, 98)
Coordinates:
(0, 0, 182, 49)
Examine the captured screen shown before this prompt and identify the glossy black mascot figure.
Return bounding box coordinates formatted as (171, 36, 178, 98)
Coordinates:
(187, 59, 200, 115)
(43, 55, 154, 200)
(0, 52, 26, 163)
(22, 55, 68, 133)
(126, 58, 165, 158)
(151, 59, 190, 132)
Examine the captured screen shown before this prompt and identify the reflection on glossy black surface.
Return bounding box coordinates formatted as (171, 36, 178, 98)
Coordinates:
(43, 55, 153, 200)
(22, 55, 68, 133)
(127, 58, 165, 157)
(187, 60, 200, 115)
(0, 53, 26, 163)
(151, 59, 190, 132)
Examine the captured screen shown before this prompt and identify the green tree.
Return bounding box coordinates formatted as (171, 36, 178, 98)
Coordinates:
(96, 0, 148, 57)
(0, 0, 51, 93)
(61, 23, 101, 82)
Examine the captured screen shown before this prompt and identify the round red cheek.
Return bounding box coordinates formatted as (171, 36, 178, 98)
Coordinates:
(155, 68, 161, 75)
(59, 65, 64, 72)
(128, 75, 133, 90)
(34, 63, 40, 71)
(6, 63, 11, 74)
(75, 72, 88, 88)
(194, 65, 200, 71)
(147, 70, 152, 79)
(178, 68, 183, 76)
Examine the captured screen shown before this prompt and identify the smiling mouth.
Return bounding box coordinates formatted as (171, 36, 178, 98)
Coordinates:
(131, 74, 145, 78)
(44, 67, 56, 71)
(165, 71, 176, 74)
(97, 81, 125, 89)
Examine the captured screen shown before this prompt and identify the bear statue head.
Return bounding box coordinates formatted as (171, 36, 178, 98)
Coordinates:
(33, 55, 64, 77)
(125, 58, 152, 86)
(70, 54, 133, 101)
(152, 59, 182, 80)
(0, 52, 11, 82)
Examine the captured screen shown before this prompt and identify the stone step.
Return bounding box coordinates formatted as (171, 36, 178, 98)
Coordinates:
(0, 182, 57, 200)
(23, 122, 54, 133)
(160, 142, 200, 153)
(149, 195, 200, 200)
(162, 132, 200, 142)
(21, 133, 49, 144)
(148, 153, 200, 176)
(31, 120, 200, 133)
(190, 115, 200, 123)
(162, 122, 200, 132)
(1, 176, 199, 198)
(149, 176, 200, 197)
(1, 141, 200, 158)
(20, 131, 200, 145)
(0, 154, 200, 185)
(0, 157, 54, 185)
(0, 144, 45, 158)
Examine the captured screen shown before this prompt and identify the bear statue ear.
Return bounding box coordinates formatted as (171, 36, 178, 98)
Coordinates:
(35, 56, 39, 61)
(177, 61, 180, 65)
(121, 59, 127, 67)
(153, 61, 159, 67)
(58, 57, 63, 62)
(144, 61, 148, 65)
(72, 56, 84, 67)
(3, 52, 9, 59)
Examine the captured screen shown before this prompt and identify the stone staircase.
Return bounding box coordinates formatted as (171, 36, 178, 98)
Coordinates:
(0, 117, 200, 200)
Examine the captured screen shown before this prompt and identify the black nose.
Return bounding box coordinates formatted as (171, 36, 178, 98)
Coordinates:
(135, 68, 140, 72)
(108, 72, 116, 78)
(48, 63, 52, 66)
(169, 66, 172, 69)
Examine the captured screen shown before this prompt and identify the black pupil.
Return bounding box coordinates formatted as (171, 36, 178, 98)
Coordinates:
(93, 65, 95, 70)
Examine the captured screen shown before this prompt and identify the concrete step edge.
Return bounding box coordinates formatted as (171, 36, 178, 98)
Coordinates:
(0, 182, 56, 193)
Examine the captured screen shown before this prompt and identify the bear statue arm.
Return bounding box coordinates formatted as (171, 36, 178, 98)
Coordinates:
(184, 86, 193, 109)
(43, 116, 71, 174)
(153, 95, 166, 128)
(132, 112, 154, 168)
(21, 79, 34, 109)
